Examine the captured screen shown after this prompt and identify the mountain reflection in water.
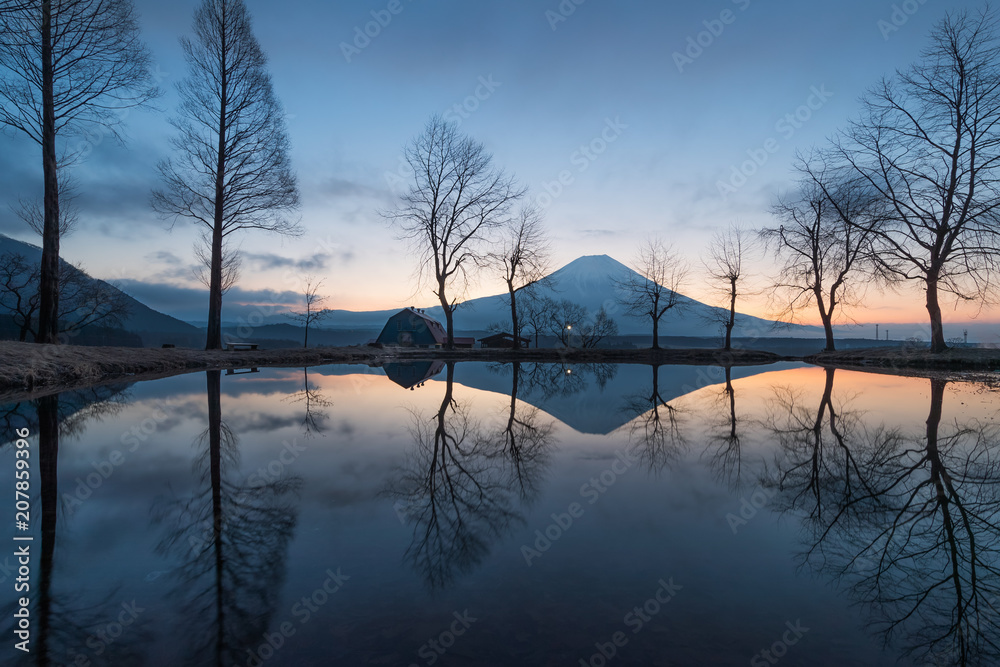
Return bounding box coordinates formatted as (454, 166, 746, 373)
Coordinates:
(0, 362, 997, 666)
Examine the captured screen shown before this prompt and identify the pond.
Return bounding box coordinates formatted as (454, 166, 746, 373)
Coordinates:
(2, 361, 998, 666)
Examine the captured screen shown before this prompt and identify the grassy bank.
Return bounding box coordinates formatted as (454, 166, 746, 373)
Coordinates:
(0, 341, 384, 402)
(0, 342, 782, 401)
(805, 346, 1000, 371)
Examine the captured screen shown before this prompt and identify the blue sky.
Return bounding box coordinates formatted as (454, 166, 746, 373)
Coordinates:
(1, 0, 994, 326)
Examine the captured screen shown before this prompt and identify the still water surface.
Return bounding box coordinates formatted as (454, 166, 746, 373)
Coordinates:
(2, 361, 998, 666)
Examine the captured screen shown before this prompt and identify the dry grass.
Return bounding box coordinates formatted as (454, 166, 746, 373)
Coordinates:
(806, 346, 1000, 370)
(4, 340, 994, 405)
(0, 341, 385, 402)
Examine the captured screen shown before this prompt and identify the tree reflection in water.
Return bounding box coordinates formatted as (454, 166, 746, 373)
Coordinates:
(389, 362, 555, 589)
(519, 361, 617, 399)
(488, 362, 555, 503)
(285, 367, 332, 437)
(2, 386, 144, 666)
(153, 370, 300, 667)
(767, 371, 1000, 666)
(623, 364, 687, 474)
(703, 366, 748, 489)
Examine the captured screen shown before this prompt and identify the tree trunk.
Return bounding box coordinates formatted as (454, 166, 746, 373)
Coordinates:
(439, 281, 454, 349)
(36, 393, 59, 665)
(815, 288, 835, 351)
(206, 369, 225, 664)
(206, 222, 224, 350)
(508, 281, 519, 350)
(820, 312, 835, 352)
(36, 0, 60, 344)
(206, 8, 228, 351)
(926, 272, 947, 353)
(651, 315, 660, 350)
(725, 366, 736, 440)
(725, 278, 737, 351)
(303, 302, 310, 348)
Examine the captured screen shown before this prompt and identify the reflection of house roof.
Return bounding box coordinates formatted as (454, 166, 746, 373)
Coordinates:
(382, 360, 446, 389)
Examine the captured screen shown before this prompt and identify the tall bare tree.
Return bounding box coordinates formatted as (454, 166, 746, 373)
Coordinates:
(0, 0, 157, 344)
(193, 234, 240, 295)
(491, 205, 551, 348)
(386, 115, 524, 349)
(12, 174, 79, 238)
(763, 157, 884, 351)
(152, 0, 300, 350)
(835, 9, 1000, 352)
(617, 238, 688, 349)
(289, 277, 329, 348)
(704, 224, 752, 351)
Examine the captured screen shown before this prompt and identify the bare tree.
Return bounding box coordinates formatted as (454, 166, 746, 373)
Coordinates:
(193, 234, 240, 295)
(704, 224, 753, 351)
(834, 9, 1000, 352)
(288, 277, 329, 348)
(0, 251, 39, 340)
(0, 252, 131, 341)
(517, 283, 550, 348)
(491, 205, 551, 348)
(12, 174, 79, 238)
(579, 306, 618, 348)
(152, 0, 300, 350)
(544, 298, 587, 346)
(544, 300, 618, 348)
(385, 115, 524, 349)
(0, 0, 157, 344)
(617, 238, 688, 349)
(763, 157, 884, 351)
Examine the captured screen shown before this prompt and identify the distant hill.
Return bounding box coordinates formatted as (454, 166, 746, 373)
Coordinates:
(0, 234, 202, 347)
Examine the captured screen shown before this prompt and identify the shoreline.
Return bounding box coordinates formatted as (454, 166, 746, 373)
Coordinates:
(1, 341, 997, 403)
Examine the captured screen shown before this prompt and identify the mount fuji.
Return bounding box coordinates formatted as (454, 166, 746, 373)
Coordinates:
(321, 254, 817, 338)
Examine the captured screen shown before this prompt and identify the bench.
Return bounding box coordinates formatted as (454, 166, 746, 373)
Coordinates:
(225, 342, 259, 351)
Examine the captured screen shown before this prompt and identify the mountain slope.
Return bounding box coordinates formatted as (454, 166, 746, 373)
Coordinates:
(0, 234, 201, 342)
(321, 254, 817, 338)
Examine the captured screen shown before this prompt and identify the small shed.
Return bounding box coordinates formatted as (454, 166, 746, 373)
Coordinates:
(375, 308, 476, 349)
(479, 332, 530, 349)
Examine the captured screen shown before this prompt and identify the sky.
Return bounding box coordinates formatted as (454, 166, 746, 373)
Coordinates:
(1, 0, 997, 329)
